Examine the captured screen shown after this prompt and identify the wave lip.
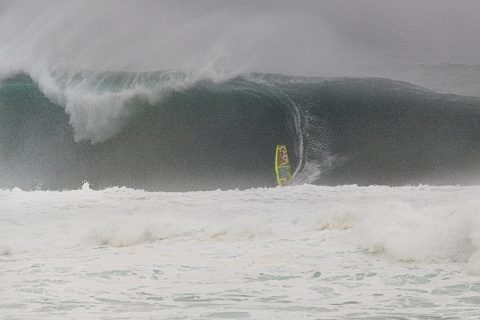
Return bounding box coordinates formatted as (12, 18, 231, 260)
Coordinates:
(36, 70, 207, 143)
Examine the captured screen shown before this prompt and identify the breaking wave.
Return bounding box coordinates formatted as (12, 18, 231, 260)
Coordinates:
(1, 70, 480, 191)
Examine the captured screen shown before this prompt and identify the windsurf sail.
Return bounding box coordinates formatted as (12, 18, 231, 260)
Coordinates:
(275, 145, 292, 186)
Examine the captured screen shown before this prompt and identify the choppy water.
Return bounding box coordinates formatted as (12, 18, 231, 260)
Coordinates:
(1, 184, 480, 319)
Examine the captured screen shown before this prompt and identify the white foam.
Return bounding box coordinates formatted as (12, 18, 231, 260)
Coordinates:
(2, 184, 480, 265)
(2, 184, 480, 318)
(0, 243, 10, 255)
(81, 181, 90, 191)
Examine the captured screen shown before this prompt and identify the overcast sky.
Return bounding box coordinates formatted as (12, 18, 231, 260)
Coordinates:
(0, 0, 479, 77)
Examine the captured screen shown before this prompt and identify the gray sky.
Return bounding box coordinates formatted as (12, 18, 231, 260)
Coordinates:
(0, 0, 479, 78)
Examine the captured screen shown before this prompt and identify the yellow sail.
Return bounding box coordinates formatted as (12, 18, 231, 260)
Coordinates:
(275, 145, 292, 186)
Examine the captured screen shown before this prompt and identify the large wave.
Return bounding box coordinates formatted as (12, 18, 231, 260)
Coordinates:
(1, 71, 480, 191)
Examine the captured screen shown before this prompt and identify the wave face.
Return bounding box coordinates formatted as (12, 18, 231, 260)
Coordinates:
(1, 72, 480, 191)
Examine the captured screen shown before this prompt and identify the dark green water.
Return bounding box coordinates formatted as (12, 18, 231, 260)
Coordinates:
(1, 72, 480, 191)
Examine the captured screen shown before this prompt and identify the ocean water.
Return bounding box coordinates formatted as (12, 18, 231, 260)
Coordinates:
(2, 72, 480, 191)
(2, 68, 480, 320)
(2, 3, 480, 317)
(2, 184, 480, 319)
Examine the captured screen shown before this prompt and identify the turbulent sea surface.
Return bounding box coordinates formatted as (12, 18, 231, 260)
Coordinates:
(2, 184, 480, 319)
(2, 70, 480, 319)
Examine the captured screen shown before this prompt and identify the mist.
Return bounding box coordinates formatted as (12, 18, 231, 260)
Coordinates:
(0, 0, 479, 89)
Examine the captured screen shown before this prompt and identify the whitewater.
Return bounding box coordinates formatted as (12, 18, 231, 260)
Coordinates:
(1, 183, 480, 319)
